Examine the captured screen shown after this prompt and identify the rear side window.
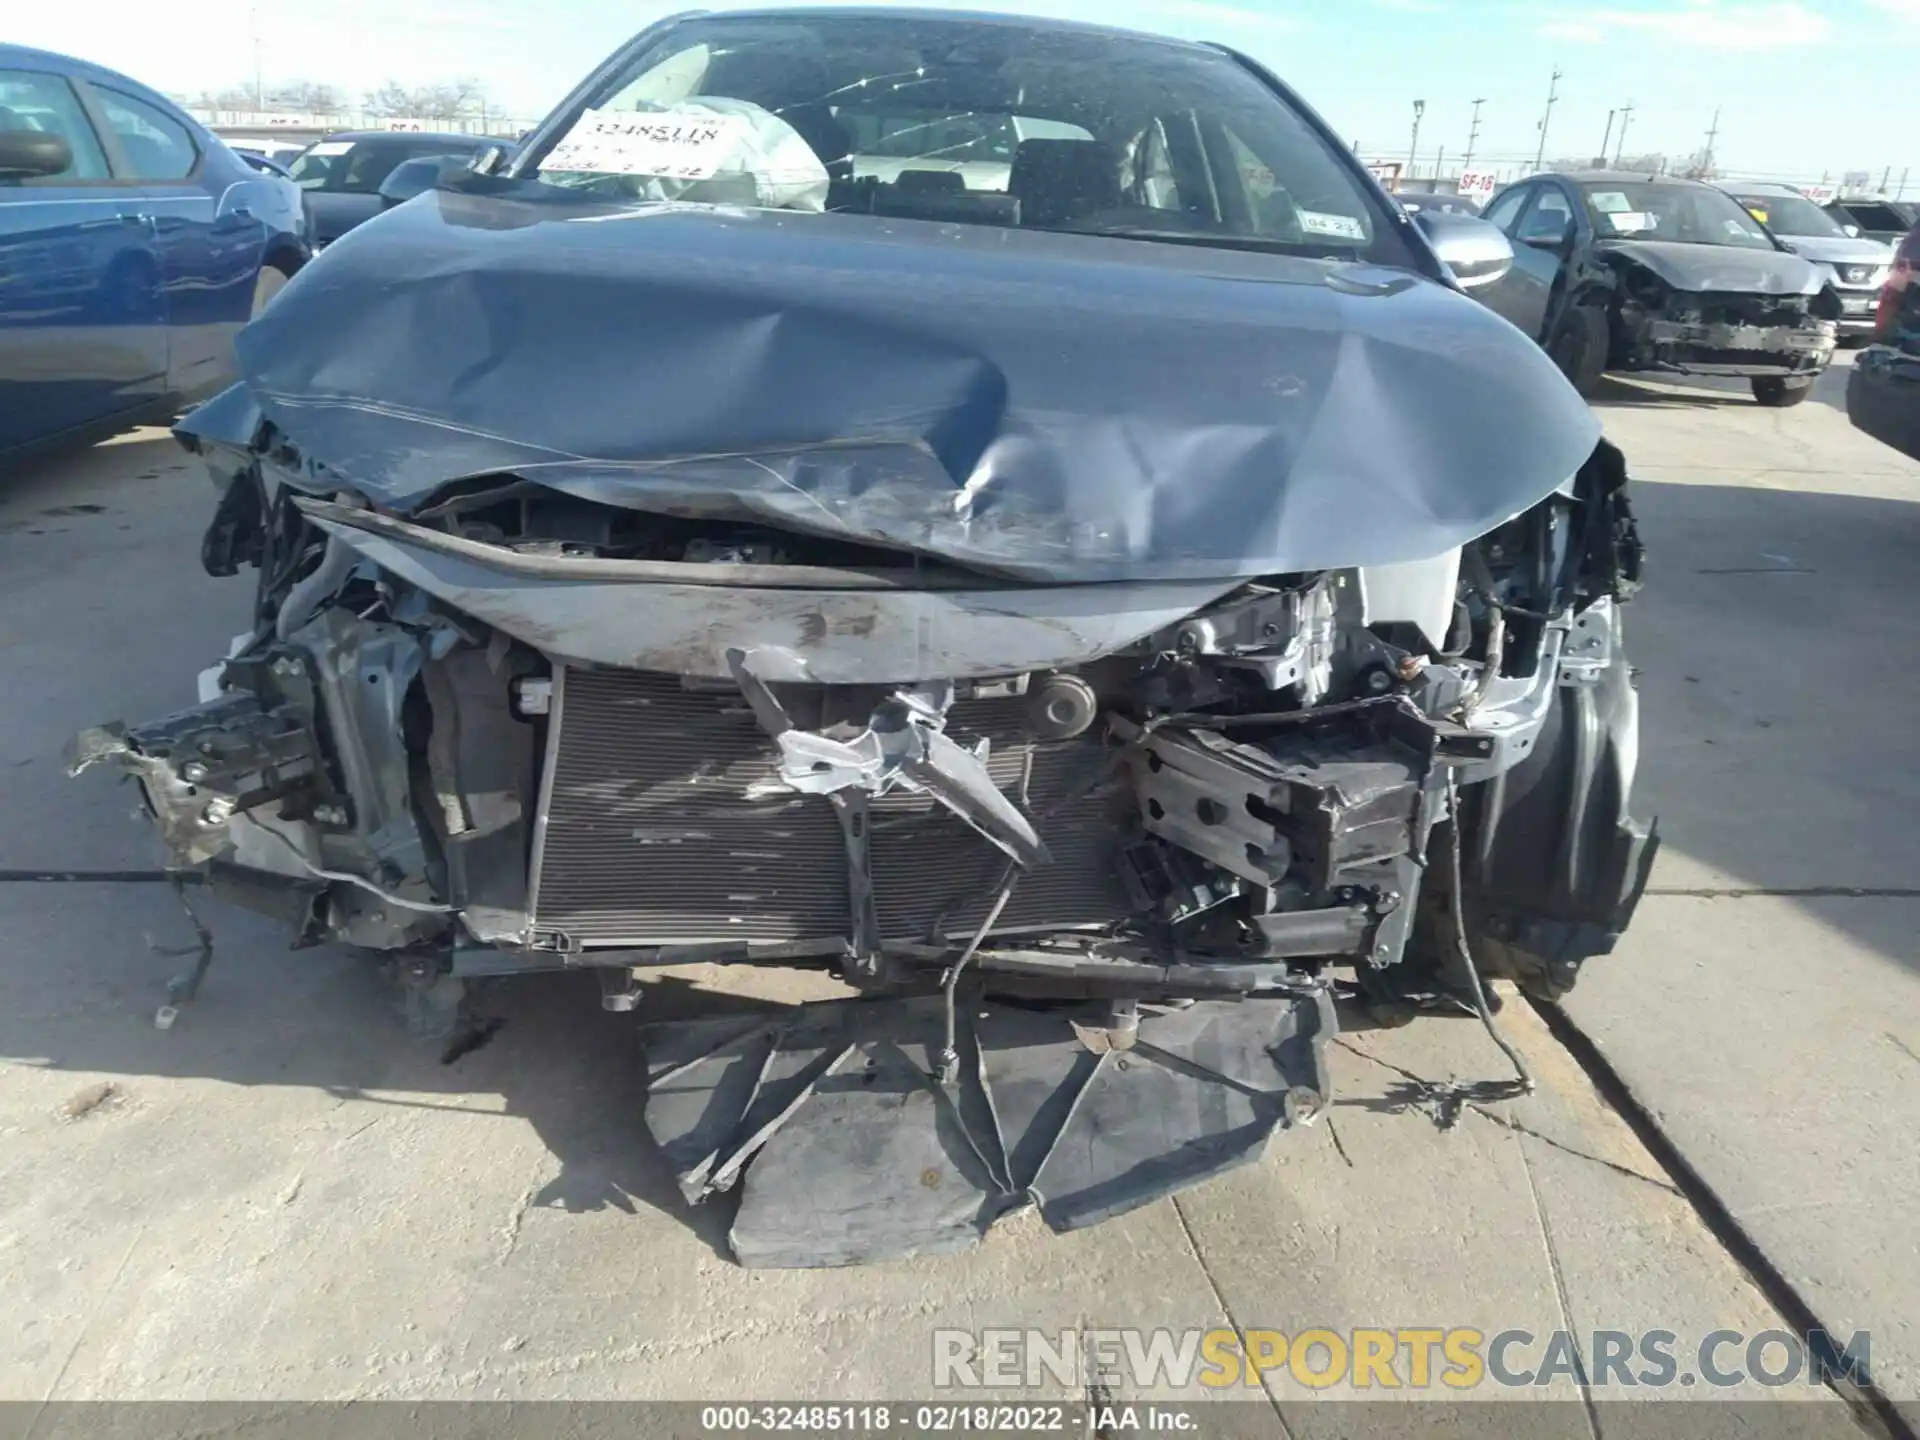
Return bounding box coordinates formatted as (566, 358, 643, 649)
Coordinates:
(94, 87, 198, 179)
(0, 69, 110, 180)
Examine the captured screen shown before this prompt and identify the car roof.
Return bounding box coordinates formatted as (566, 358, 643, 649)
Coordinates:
(317, 130, 490, 145)
(1552, 170, 1714, 188)
(652, 6, 1218, 51)
(0, 42, 179, 101)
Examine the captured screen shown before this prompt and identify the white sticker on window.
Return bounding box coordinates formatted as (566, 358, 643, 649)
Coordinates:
(305, 140, 353, 157)
(1588, 191, 1631, 213)
(1298, 209, 1367, 240)
(543, 107, 750, 180)
(1609, 211, 1654, 232)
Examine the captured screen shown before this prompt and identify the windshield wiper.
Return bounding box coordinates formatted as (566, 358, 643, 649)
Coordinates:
(1043, 226, 1358, 260)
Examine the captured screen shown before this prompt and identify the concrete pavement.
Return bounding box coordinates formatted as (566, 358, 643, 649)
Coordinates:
(1562, 357, 1920, 1429)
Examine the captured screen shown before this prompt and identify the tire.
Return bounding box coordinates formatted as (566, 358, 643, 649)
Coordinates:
(1545, 303, 1609, 398)
(250, 263, 291, 319)
(1751, 375, 1815, 407)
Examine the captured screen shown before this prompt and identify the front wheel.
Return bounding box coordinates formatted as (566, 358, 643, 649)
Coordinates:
(250, 263, 291, 319)
(1751, 375, 1815, 407)
(1546, 304, 1609, 398)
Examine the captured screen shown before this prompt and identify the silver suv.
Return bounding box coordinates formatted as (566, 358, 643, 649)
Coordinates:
(1728, 182, 1894, 339)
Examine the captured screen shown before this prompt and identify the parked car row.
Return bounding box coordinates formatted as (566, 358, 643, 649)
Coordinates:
(1470, 170, 1843, 405)
(0, 43, 312, 462)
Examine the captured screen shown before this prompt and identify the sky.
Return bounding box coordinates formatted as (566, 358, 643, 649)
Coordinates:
(10, 0, 1917, 187)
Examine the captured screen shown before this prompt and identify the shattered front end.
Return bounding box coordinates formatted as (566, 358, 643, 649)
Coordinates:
(74, 199, 1656, 1263)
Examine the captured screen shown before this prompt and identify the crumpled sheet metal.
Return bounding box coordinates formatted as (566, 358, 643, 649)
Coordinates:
(640, 990, 1336, 1268)
(301, 508, 1240, 682)
(212, 188, 1602, 584)
(1600, 238, 1823, 297)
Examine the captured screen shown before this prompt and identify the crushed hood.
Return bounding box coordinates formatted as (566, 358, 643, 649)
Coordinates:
(1600, 239, 1824, 297)
(210, 183, 1601, 584)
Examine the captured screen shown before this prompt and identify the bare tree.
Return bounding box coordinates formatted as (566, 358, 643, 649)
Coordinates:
(265, 80, 347, 115)
(363, 78, 493, 121)
(189, 85, 260, 111)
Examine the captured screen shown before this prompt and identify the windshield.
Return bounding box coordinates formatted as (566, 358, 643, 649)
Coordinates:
(520, 13, 1393, 260)
(1731, 191, 1846, 238)
(1580, 181, 1776, 250)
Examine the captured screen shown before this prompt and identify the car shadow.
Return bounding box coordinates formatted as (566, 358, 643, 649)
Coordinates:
(1590, 374, 1758, 409)
(0, 878, 811, 1262)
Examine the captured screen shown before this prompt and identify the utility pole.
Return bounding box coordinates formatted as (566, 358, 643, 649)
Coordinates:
(1533, 67, 1563, 172)
(1899, 167, 1910, 200)
(1600, 108, 1615, 164)
(1701, 106, 1720, 176)
(1463, 97, 1486, 172)
(1435, 144, 1446, 182)
(1407, 99, 1425, 182)
(1613, 101, 1634, 167)
(250, 0, 264, 111)
(1881, 165, 1893, 194)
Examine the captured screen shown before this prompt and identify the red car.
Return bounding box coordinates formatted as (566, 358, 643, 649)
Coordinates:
(1846, 222, 1920, 460)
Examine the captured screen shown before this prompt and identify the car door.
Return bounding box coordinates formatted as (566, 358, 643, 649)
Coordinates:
(1470, 183, 1543, 332)
(82, 82, 259, 400)
(1500, 184, 1579, 340)
(0, 65, 167, 454)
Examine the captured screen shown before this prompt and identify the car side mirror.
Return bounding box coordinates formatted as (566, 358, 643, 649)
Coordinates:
(1412, 210, 1514, 290)
(1522, 219, 1572, 250)
(0, 129, 74, 181)
(469, 143, 512, 177)
(376, 154, 469, 209)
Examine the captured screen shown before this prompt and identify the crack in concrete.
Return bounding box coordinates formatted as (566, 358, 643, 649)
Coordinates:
(1515, 1135, 1604, 1440)
(1334, 1039, 1678, 1192)
(1168, 1196, 1294, 1439)
(1646, 886, 1920, 899)
(28, 1223, 146, 1426)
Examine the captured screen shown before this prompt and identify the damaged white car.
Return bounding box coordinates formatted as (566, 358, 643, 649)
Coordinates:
(73, 8, 1656, 1266)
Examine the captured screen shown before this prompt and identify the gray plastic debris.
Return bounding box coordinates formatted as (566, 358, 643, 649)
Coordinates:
(640, 988, 1335, 1267)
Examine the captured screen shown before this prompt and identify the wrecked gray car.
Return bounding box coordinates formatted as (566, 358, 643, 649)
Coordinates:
(1478, 172, 1841, 405)
(73, 9, 1655, 1266)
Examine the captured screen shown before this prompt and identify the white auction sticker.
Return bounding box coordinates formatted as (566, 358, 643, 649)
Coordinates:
(1298, 209, 1367, 240)
(542, 107, 750, 180)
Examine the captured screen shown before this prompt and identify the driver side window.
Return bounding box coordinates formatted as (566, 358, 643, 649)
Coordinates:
(1483, 185, 1530, 235)
(1519, 187, 1574, 243)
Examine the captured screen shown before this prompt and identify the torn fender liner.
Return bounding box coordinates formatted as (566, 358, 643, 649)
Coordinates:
(641, 989, 1335, 1267)
(222, 190, 1601, 582)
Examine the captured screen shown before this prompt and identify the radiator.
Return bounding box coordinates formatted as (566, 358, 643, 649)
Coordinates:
(527, 667, 1133, 949)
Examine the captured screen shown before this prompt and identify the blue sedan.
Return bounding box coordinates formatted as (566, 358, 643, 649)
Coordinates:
(0, 44, 311, 460)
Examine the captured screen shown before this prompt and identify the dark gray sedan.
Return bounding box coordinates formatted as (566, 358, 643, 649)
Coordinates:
(287, 131, 498, 246)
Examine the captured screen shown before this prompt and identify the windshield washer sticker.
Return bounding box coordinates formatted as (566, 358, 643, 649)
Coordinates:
(1298, 209, 1367, 240)
(543, 107, 751, 180)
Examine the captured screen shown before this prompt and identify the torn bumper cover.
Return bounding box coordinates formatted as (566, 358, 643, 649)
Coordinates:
(80, 189, 1657, 1264)
(645, 990, 1333, 1266)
